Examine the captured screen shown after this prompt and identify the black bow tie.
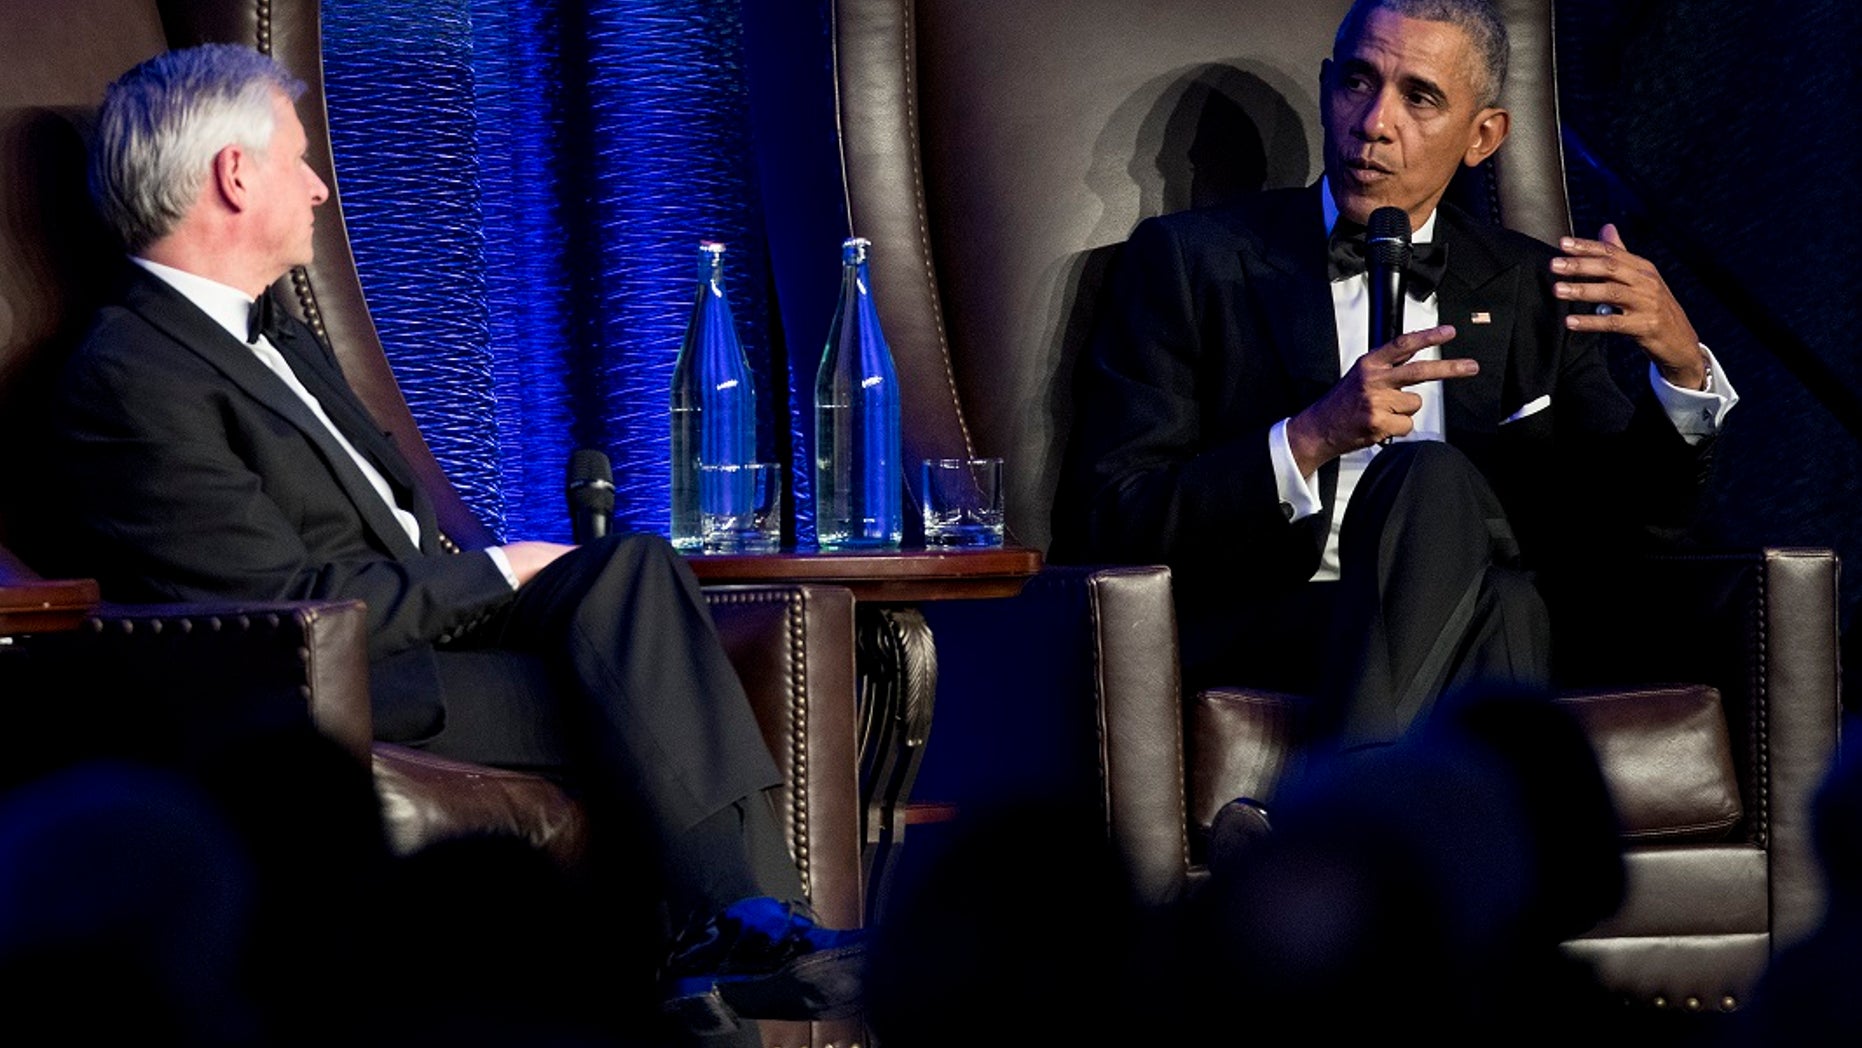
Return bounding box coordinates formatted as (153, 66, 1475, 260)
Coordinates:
(246, 290, 290, 345)
(1327, 223, 1447, 296)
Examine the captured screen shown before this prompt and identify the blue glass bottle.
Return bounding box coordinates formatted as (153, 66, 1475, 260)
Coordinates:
(669, 241, 758, 551)
(813, 237, 903, 550)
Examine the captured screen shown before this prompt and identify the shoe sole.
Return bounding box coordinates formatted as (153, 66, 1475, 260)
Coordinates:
(662, 984, 740, 1037)
(662, 942, 866, 1031)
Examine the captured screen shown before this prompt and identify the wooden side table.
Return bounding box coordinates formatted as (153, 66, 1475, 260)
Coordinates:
(0, 573, 99, 636)
(688, 547, 1042, 918)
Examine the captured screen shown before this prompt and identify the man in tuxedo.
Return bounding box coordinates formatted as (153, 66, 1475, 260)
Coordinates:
(49, 43, 859, 1034)
(1057, 0, 1737, 750)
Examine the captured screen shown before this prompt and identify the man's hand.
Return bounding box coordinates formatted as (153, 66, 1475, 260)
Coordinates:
(1552, 223, 1705, 389)
(499, 540, 575, 586)
(1286, 325, 1477, 476)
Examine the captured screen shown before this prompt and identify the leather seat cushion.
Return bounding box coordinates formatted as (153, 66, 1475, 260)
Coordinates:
(371, 742, 588, 865)
(1191, 683, 1741, 844)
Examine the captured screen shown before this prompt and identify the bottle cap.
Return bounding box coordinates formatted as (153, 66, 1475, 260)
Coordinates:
(697, 241, 729, 286)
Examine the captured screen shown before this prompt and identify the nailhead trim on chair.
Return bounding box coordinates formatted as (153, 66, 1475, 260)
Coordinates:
(1639, 993, 1739, 1013)
(82, 609, 317, 714)
(705, 587, 815, 892)
(787, 592, 811, 883)
(1751, 559, 1771, 851)
(1472, 157, 1504, 229)
(88, 610, 290, 635)
(288, 266, 330, 344)
(891, 0, 974, 460)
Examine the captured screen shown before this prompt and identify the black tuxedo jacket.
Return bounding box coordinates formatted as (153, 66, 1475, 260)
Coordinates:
(50, 266, 513, 740)
(1054, 184, 1706, 606)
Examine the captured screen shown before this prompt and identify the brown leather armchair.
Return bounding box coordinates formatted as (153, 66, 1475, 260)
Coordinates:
(0, 5, 864, 1043)
(803, 0, 1842, 1018)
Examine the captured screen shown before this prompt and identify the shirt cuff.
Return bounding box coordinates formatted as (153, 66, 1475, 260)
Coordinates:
(1649, 343, 1739, 443)
(484, 547, 520, 591)
(1269, 418, 1324, 523)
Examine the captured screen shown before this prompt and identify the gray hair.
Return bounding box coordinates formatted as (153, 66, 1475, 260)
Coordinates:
(90, 44, 306, 253)
(1334, 0, 1509, 109)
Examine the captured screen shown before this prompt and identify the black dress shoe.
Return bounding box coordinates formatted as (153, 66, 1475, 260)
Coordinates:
(1208, 796, 1273, 878)
(660, 897, 866, 1034)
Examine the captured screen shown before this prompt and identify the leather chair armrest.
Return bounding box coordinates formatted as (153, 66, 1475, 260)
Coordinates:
(1190, 686, 1305, 853)
(1556, 683, 1742, 842)
(704, 583, 864, 929)
(921, 563, 1188, 906)
(1, 600, 373, 774)
(1554, 548, 1842, 946)
(704, 583, 865, 1048)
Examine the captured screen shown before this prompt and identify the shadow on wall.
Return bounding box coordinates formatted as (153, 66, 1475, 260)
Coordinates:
(0, 105, 119, 568)
(1032, 63, 1312, 553)
(1143, 63, 1313, 217)
(1084, 61, 1313, 245)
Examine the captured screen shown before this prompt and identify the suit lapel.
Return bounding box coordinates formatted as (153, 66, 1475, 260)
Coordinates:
(1251, 183, 1341, 396)
(1241, 184, 1342, 539)
(271, 325, 446, 557)
(270, 324, 410, 487)
(269, 322, 443, 555)
(124, 271, 424, 557)
(1434, 211, 1512, 435)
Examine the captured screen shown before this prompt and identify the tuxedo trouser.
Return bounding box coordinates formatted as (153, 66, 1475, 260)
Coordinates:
(1318, 441, 1552, 750)
(415, 533, 801, 922)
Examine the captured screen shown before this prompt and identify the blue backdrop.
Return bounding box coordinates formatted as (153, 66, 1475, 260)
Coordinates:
(322, 0, 775, 543)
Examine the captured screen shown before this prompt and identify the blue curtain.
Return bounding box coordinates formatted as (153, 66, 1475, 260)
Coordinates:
(322, 0, 772, 543)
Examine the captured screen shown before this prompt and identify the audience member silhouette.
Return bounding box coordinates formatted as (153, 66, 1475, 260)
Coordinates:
(0, 761, 262, 1046)
(1732, 741, 1862, 1045)
(19, 684, 1839, 1046)
(0, 726, 691, 1047)
(864, 798, 1155, 1047)
(362, 831, 660, 1047)
(1180, 691, 1625, 1042)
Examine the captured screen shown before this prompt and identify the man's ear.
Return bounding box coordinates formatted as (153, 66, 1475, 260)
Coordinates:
(211, 144, 250, 211)
(1462, 107, 1510, 168)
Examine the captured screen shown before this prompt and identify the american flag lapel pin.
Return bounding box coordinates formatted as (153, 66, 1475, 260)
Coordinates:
(1470, 310, 1493, 324)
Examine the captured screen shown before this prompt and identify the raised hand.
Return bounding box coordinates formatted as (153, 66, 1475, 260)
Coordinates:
(1552, 223, 1706, 389)
(1286, 324, 1478, 476)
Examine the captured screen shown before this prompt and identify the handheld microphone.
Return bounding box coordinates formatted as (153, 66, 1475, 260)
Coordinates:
(1366, 205, 1412, 350)
(566, 448, 615, 544)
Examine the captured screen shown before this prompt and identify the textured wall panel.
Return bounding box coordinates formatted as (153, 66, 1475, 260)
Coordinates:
(472, 0, 573, 542)
(322, 0, 505, 534)
(564, 0, 772, 533)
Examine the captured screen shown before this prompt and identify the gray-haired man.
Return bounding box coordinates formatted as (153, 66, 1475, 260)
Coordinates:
(52, 42, 860, 1036)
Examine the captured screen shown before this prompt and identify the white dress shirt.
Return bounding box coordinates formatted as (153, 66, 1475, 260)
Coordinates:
(1264, 181, 1739, 581)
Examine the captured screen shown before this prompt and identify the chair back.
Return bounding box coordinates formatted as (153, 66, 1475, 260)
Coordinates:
(824, 0, 1569, 553)
(0, 0, 491, 574)
(0, 0, 157, 564)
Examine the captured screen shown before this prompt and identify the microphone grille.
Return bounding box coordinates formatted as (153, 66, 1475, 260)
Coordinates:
(566, 448, 615, 510)
(1367, 206, 1412, 266)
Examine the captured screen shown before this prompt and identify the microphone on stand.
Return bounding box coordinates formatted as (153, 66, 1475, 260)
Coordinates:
(566, 448, 615, 544)
(1366, 205, 1412, 350)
